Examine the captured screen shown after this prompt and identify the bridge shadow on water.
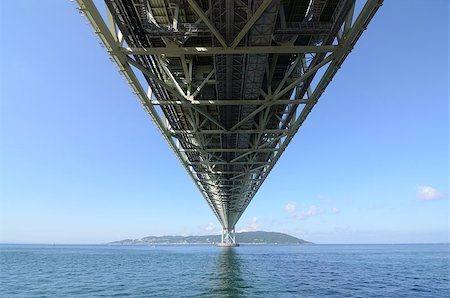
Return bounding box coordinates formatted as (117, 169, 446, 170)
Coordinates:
(207, 248, 252, 297)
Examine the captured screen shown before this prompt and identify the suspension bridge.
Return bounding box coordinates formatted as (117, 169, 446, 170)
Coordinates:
(76, 0, 382, 246)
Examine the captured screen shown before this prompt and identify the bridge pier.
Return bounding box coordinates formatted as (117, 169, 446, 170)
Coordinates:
(218, 228, 239, 247)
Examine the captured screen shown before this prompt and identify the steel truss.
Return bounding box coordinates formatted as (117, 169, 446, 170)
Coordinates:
(76, 0, 382, 245)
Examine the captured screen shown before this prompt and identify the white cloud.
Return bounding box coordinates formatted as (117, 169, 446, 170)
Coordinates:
(286, 202, 320, 220)
(332, 207, 340, 214)
(237, 217, 261, 232)
(204, 223, 215, 232)
(297, 205, 318, 219)
(417, 185, 442, 201)
(198, 223, 218, 235)
(285, 202, 297, 215)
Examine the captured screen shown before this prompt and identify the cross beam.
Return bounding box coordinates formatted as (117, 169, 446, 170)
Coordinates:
(122, 45, 338, 56)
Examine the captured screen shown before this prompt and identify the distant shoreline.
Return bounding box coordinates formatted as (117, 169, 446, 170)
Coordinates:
(108, 231, 312, 245)
(1, 243, 449, 246)
(108, 242, 315, 246)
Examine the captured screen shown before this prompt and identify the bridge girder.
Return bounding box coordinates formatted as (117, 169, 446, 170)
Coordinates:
(75, 0, 382, 238)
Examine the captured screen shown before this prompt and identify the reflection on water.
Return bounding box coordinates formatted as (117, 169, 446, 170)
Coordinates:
(2, 245, 448, 297)
(208, 248, 251, 297)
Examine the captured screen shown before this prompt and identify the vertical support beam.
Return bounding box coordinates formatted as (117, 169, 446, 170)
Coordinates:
(186, 0, 227, 47)
(231, 0, 274, 48)
(180, 55, 191, 96)
(106, 6, 118, 41)
(274, 53, 334, 100)
(192, 68, 215, 98)
(172, 0, 180, 30)
(273, 55, 301, 95)
(344, 0, 356, 34)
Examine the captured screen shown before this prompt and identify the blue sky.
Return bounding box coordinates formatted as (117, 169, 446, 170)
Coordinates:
(0, 0, 448, 244)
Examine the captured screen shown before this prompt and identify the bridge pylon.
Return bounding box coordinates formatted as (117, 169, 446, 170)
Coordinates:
(219, 228, 239, 247)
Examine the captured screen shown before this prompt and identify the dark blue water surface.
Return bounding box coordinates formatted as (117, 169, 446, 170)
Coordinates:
(1, 244, 448, 297)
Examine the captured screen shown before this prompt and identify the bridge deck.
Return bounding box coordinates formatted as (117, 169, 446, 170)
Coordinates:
(76, 0, 382, 240)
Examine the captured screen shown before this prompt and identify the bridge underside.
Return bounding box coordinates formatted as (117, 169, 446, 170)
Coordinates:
(76, 0, 381, 244)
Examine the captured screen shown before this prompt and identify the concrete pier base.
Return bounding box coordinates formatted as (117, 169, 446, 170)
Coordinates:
(217, 242, 239, 247)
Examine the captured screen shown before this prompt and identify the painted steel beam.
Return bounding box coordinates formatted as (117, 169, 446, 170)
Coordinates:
(185, 0, 227, 47)
(189, 161, 269, 165)
(182, 148, 278, 153)
(231, 0, 274, 48)
(151, 99, 306, 106)
(170, 129, 289, 135)
(122, 45, 337, 56)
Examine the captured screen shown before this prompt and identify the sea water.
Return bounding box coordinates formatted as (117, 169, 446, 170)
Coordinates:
(1, 244, 448, 297)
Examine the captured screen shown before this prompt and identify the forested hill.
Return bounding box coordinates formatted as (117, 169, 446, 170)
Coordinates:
(109, 231, 311, 245)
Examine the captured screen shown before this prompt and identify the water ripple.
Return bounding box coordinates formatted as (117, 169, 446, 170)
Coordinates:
(0, 244, 448, 297)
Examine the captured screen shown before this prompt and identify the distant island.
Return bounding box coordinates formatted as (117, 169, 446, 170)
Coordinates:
(109, 231, 311, 245)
